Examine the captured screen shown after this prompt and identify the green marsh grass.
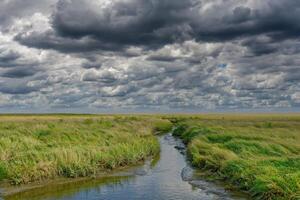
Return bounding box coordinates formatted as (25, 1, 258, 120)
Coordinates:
(170, 114, 300, 200)
(0, 115, 171, 185)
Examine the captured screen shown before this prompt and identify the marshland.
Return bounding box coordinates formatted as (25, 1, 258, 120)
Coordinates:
(0, 114, 299, 200)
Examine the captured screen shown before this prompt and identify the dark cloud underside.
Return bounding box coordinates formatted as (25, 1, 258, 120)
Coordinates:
(0, 0, 299, 112)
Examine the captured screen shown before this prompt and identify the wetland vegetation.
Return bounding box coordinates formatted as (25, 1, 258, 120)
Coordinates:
(170, 114, 300, 200)
(0, 115, 172, 185)
(0, 114, 299, 200)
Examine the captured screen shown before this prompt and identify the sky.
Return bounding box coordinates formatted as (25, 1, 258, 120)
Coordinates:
(0, 0, 299, 113)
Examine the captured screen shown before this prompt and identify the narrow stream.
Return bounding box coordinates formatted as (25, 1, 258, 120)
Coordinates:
(3, 134, 248, 200)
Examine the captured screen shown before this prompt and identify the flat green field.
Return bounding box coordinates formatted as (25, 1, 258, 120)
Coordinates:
(0, 115, 172, 185)
(170, 114, 300, 200)
(1, 114, 299, 200)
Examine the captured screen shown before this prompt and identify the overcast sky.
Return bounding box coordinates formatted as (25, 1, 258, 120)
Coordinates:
(0, 0, 299, 113)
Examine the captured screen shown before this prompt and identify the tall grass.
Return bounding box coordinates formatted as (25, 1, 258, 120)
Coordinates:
(170, 114, 300, 200)
(0, 115, 171, 185)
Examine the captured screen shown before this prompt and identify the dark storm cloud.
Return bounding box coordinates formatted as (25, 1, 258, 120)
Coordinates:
(52, 0, 197, 44)
(0, 49, 41, 79)
(14, 0, 300, 53)
(0, 0, 300, 112)
(0, 49, 21, 67)
(192, 1, 300, 42)
(242, 38, 277, 56)
(0, 80, 40, 94)
(147, 55, 178, 62)
(1, 67, 40, 78)
(15, 0, 197, 52)
(15, 31, 125, 53)
(0, 49, 20, 63)
(81, 61, 102, 69)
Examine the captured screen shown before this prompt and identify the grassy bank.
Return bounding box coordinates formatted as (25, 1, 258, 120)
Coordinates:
(0, 115, 172, 185)
(170, 114, 300, 200)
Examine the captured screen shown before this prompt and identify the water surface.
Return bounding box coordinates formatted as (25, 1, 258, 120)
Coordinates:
(4, 134, 248, 200)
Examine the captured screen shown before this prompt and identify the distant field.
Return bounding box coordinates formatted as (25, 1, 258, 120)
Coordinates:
(0, 115, 172, 185)
(170, 114, 300, 200)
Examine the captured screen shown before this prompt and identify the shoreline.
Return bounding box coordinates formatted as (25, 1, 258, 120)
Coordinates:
(0, 157, 153, 199)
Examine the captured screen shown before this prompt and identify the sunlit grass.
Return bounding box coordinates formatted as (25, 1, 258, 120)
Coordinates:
(170, 114, 300, 200)
(2, 113, 299, 199)
(0, 115, 172, 185)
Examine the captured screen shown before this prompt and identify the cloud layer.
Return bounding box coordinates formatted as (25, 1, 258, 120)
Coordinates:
(0, 0, 299, 112)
